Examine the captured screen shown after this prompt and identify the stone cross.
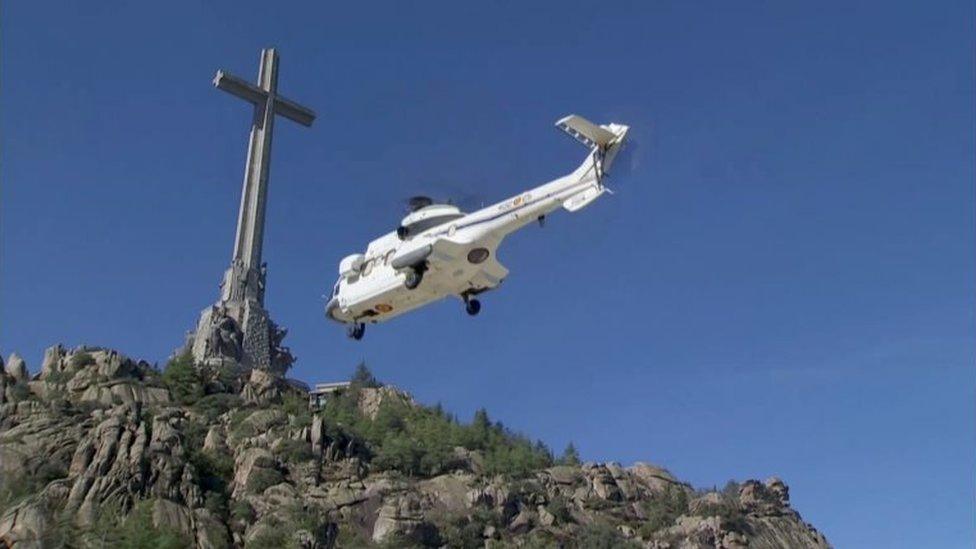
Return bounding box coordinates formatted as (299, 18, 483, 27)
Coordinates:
(189, 48, 314, 373)
(214, 48, 316, 304)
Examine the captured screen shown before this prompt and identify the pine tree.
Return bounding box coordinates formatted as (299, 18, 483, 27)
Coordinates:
(350, 362, 381, 388)
(560, 442, 581, 466)
(162, 351, 203, 405)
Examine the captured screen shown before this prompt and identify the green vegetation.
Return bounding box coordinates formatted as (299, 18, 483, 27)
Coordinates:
(318, 373, 552, 478)
(276, 438, 314, 463)
(638, 484, 690, 537)
(692, 489, 748, 533)
(161, 351, 203, 405)
(0, 462, 68, 510)
(574, 521, 641, 548)
(231, 499, 256, 523)
(193, 449, 234, 511)
(192, 393, 242, 422)
(559, 442, 581, 466)
(7, 381, 32, 402)
(44, 369, 75, 384)
(546, 495, 574, 524)
(244, 503, 333, 548)
(69, 351, 96, 369)
(178, 414, 235, 523)
(350, 361, 382, 389)
(74, 501, 192, 549)
(282, 391, 313, 428)
(246, 468, 284, 494)
(432, 510, 499, 549)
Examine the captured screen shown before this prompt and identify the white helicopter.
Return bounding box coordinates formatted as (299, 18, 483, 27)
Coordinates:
(326, 114, 629, 339)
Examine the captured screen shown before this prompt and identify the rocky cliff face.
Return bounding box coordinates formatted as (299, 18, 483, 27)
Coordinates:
(0, 347, 830, 548)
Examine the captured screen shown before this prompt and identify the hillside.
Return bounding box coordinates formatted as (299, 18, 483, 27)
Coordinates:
(0, 346, 830, 548)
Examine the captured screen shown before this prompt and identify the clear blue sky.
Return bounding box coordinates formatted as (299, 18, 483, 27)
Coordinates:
(2, 2, 972, 546)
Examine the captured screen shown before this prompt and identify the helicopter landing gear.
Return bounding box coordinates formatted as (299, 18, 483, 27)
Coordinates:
(464, 296, 481, 316)
(404, 264, 426, 290)
(404, 270, 422, 290)
(347, 323, 365, 340)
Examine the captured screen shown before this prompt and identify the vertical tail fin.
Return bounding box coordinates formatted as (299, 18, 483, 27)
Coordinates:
(556, 114, 630, 180)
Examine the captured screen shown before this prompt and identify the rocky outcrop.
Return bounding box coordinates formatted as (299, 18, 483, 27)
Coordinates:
(17, 345, 171, 407)
(357, 386, 415, 420)
(4, 354, 28, 383)
(0, 345, 830, 548)
(240, 368, 293, 406)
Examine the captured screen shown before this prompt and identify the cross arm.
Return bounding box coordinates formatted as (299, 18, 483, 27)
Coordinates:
(213, 70, 317, 127)
(273, 95, 316, 127)
(213, 70, 266, 104)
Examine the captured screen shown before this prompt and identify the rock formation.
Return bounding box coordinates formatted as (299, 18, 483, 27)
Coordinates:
(0, 346, 830, 548)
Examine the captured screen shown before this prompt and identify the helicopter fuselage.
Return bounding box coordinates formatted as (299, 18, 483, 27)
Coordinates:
(325, 116, 629, 338)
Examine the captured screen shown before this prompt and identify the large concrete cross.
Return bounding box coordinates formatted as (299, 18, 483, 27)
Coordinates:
(214, 48, 316, 304)
(189, 48, 313, 373)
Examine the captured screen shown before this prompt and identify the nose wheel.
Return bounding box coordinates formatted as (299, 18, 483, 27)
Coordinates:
(464, 298, 481, 316)
(347, 323, 365, 340)
(404, 268, 424, 290)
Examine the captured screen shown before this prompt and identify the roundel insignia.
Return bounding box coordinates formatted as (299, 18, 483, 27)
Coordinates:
(375, 303, 393, 313)
(513, 196, 522, 206)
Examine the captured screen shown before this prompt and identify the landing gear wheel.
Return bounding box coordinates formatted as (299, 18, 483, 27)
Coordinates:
(465, 298, 481, 316)
(347, 323, 365, 340)
(404, 269, 423, 290)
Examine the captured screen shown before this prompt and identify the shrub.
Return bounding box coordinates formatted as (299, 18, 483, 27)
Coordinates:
(162, 352, 203, 405)
(231, 500, 256, 523)
(242, 504, 333, 549)
(246, 469, 284, 494)
(69, 352, 96, 369)
(284, 503, 334, 545)
(205, 491, 229, 519)
(722, 480, 741, 502)
(276, 438, 314, 464)
(576, 521, 640, 548)
(0, 476, 39, 510)
(193, 393, 242, 422)
(44, 369, 74, 384)
(547, 495, 574, 524)
(7, 382, 31, 402)
(191, 449, 234, 495)
(694, 496, 748, 533)
(245, 524, 290, 548)
(638, 484, 690, 537)
(315, 381, 552, 479)
(281, 392, 312, 428)
(434, 513, 489, 549)
(117, 501, 193, 549)
(36, 462, 68, 484)
(350, 362, 381, 389)
(559, 442, 581, 466)
(83, 500, 191, 549)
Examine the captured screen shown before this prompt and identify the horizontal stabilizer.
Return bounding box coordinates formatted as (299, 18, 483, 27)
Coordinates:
(562, 184, 605, 212)
(556, 115, 617, 149)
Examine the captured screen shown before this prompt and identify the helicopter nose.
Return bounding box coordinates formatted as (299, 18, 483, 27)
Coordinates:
(325, 297, 341, 321)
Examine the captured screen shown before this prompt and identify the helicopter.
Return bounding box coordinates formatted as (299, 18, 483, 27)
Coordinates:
(326, 114, 630, 339)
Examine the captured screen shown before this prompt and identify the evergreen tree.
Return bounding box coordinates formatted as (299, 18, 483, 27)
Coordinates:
(472, 408, 491, 444)
(350, 362, 381, 388)
(162, 351, 203, 405)
(560, 442, 581, 466)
